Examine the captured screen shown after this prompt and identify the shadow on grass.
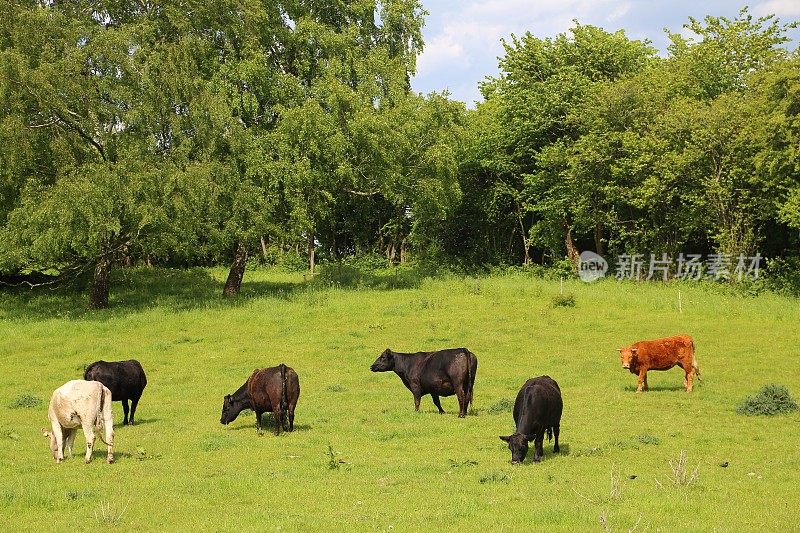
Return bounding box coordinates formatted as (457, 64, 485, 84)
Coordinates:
(0, 267, 303, 322)
(112, 418, 160, 428)
(623, 384, 688, 393)
(0, 263, 430, 321)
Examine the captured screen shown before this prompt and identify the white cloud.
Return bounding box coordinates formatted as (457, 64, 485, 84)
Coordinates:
(753, 0, 800, 18)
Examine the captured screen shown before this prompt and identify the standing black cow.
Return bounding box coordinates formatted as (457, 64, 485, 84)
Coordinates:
(370, 348, 477, 417)
(84, 360, 147, 425)
(500, 375, 562, 464)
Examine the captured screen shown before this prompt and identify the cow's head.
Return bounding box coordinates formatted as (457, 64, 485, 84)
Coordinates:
(220, 395, 238, 425)
(370, 349, 395, 372)
(41, 428, 59, 462)
(618, 346, 638, 369)
(500, 433, 532, 464)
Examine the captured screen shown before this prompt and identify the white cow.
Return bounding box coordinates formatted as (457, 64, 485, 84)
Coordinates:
(42, 380, 114, 464)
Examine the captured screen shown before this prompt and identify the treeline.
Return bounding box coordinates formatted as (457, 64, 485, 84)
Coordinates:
(0, 3, 798, 307)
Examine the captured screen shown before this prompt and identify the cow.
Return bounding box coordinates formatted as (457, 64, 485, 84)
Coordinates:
(220, 364, 300, 435)
(42, 380, 114, 464)
(617, 334, 701, 393)
(84, 359, 147, 425)
(370, 348, 478, 417)
(499, 375, 562, 464)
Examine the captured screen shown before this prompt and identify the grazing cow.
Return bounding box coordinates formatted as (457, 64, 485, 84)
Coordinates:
(618, 334, 701, 393)
(220, 364, 300, 435)
(500, 375, 562, 464)
(370, 348, 478, 417)
(42, 380, 114, 464)
(84, 359, 147, 425)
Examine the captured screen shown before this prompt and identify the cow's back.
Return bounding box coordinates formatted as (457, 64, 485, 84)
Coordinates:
(246, 367, 280, 412)
(49, 380, 105, 428)
(634, 335, 694, 370)
(514, 376, 562, 430)
(84, 360, 147, 398)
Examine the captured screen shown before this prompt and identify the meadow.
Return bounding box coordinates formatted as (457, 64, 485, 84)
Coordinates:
(1, 267, 799, 531)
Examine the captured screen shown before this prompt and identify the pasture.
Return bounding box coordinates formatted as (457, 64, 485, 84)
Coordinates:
(1, 268, 799, 531)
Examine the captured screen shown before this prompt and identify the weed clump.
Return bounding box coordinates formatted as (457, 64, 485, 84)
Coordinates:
(737, 384, 798, 416)
(551, 293, 576, 308)
(487, 398, 514, 414)
(479, 471, 510, 484)
(8, 394, 42, 409)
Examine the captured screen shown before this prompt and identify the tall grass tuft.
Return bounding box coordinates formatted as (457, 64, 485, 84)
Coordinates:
(737, 384, 798, 416)
(8, 394, 42, 409)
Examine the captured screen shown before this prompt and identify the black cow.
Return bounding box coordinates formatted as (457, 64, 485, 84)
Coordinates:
(500, 375, 562, 464)
(84, 360, 147, 425)
(370, 348, 477, 417)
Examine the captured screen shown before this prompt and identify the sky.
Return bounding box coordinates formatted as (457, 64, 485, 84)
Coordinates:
(410, 0, 800, 106)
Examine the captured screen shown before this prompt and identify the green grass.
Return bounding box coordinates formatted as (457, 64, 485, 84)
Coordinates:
(1, 267, 799, 531)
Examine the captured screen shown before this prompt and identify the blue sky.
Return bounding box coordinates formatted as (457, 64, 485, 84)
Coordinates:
(410, 0, 800, 106)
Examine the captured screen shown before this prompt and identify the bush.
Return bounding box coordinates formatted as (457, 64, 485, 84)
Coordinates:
(487, 398, 514, 415)
(737, 384, 798, 416)
(8, 394, 42, 409)
(551, 293, 576, 308)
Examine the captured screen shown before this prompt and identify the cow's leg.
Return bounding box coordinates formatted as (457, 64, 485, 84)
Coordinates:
(122, 399, 130, 425)
(643, 374, 649, 392)
(51, 422, 65, 463)
(274, 408, 283, 436)
(431, 394, 445, 414)
(288, 404, 295, 432)
(129, 394, 141, 425)
(685, 368, 693, 393)
(412, 390, 422, 412)
(532, 435, 544, 463)
(637, 369, 647, 392)
(81, 422, 96, 463)
(64, 429, 76, 459)
(456, 388, 468, 418)
(255, 411, 263, 434)
(553, 425, 560, 454)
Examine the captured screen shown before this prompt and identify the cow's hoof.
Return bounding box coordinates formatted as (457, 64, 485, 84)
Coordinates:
(554, 447, 560, 453)
(458, 413, 466, 418)
(107, 458, 114, 464)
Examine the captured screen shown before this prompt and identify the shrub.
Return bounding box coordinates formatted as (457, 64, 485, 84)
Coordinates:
(8, 394, 42, 409)
(551, 293, 576, 308)
(737, 384, 798, 416)
(487, 398, 514, 414)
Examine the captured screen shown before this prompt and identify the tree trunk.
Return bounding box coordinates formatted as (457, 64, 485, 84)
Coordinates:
(307, 233, 315, 274)
(223, 242, 248, 297)
(89, 256, 112, 310)
(564, 221, 579, 268)
(260, 235, 268, 261)
(594, 222, 605, 257)
(518, 212, 531, 265)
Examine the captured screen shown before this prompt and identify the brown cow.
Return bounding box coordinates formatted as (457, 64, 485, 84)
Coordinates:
(220, 364, 300, 435)
(618, 334, 701, 393)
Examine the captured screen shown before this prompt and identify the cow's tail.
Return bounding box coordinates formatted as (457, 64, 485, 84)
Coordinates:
(279, 363, 289, 422)
(692, 340, 702, 381)
(95, 385, 112, 445)
(466, 350, 476, 409)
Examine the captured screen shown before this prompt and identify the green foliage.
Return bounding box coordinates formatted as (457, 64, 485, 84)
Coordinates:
(487, 398, 515, 415)
(8, 394, 41, 409)
(737, 385, 799, 416)
(479, 471, 511, 484)
(551, 293, 576, 308)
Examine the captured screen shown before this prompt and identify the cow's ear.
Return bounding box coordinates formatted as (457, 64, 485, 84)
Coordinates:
(499, 435, 511, 442)
(524, 434, 534, 442)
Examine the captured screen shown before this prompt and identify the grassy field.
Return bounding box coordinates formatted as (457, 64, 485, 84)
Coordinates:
(1, 267, 799, 531)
